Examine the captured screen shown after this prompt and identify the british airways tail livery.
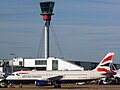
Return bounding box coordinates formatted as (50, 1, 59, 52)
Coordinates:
(93, 52, 114, 73)
(6, 52, 115, 88)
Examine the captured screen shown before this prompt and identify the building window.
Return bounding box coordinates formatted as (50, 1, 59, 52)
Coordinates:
(52, 60, 58, 70)
(0, 61, 2, 66)
(35, 60, 47, 65)
(19, 61, 22, 66)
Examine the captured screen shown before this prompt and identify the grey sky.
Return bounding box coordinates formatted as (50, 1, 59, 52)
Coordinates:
(0, 0, 120, 64)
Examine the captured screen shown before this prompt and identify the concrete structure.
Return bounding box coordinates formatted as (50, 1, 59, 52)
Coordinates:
(9, 57, 84, 71)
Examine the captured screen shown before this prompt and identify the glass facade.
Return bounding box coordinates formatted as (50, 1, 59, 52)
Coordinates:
(40, 1, 55, 14)
(35, 60, 47, 65)
(19, 61, 22, 66)
(52, 60, 58, 70)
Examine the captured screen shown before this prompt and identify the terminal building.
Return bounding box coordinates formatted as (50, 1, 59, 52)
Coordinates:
(9, 57, 84, 72)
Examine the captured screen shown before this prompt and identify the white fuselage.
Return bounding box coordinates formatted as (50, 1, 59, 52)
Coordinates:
(6, 70, 106, 81)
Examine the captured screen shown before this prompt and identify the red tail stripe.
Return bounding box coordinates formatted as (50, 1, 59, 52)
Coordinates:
(97, 68, 110, 72)
(101, 55, 113, 63)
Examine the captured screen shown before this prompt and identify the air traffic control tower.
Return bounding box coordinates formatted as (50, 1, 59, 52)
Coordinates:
(40, 1, 55, 59)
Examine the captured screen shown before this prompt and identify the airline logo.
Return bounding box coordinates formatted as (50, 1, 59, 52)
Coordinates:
(97, 53, 114, 73)
(97, 68, 110, 72)
(101, 55, 113, 64)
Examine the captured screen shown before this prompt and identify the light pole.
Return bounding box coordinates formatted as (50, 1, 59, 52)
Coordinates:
(10, 53, 15, 73)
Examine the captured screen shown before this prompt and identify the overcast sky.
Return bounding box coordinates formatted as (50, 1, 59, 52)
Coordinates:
(0, 0, 120, 64)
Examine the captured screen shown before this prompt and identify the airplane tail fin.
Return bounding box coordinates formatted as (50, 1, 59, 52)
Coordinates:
(93, 52, 114, 73)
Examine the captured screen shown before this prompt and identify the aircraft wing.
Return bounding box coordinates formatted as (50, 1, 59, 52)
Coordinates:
(46, 75, 63, 81)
